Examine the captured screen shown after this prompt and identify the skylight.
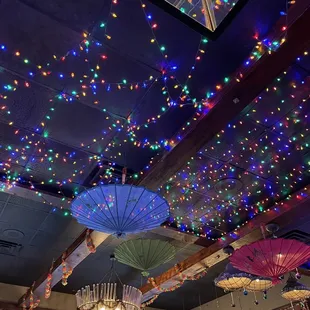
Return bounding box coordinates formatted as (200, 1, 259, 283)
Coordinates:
(148, 0, 248, 39)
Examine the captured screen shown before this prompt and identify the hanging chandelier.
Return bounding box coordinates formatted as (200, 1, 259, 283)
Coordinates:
(75, 255, 142, 310)
(71, 183, 170, 237)
(114, 239, 176, 276)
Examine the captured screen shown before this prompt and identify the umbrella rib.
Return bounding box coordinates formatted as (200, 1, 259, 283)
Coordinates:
(119, 185, 133, 230)
(77, 192, 117, 229)
(121, 208, 168, 229)
(99, 186, 120, 231)
(147, 241, 167, 270)
(122, 200, 168, 231)
(120, 188, 146, 231)
(118, 242, 142, 270)
(285, 241, 310, 271)
(114, 184, 121, 233)
(116, 240, 175, 274)
(145, 239, 156, 271)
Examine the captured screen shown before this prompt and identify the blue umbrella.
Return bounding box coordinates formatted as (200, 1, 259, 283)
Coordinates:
(71, 184, 170, 237)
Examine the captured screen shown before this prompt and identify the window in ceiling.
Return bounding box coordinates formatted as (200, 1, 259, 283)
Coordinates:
(148, 0, 249, 39)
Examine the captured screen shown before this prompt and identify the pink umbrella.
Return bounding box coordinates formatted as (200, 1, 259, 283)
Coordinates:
(230, 239, 310, 283)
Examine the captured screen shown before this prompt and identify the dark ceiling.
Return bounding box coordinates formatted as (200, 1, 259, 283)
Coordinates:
(163, 61, 310, 240)
(0, 0, 308, 310)
(0, 0, 286, 195)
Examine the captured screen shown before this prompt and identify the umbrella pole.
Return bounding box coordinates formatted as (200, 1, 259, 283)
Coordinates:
(230, 292, 235, 307)
(253, 292, 258, 305)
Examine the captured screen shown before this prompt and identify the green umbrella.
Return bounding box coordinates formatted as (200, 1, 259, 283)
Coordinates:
(115, 239, 176, 276)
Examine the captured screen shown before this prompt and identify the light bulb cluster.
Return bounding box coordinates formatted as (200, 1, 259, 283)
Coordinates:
(158, 59, 310, 238)
(0, 0, 302, 232)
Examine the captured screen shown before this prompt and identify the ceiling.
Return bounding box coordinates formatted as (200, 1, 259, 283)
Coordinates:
(0, 0, 309, 310)
(0, 0, 286, 195)
(163, 60, 310, 240)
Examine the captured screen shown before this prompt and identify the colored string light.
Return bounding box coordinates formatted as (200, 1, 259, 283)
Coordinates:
(61, 253, 73, 286)
(86, 229, 96, 253)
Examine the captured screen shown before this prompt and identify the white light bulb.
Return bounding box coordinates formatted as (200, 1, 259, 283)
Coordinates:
(99, 307, 105, 310)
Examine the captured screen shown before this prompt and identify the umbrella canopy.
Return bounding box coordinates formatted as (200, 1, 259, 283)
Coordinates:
(71, 184, 170, 237)
(230, 239, 310, 282)
(115, 239, 176, 276)
(214, 263, 252, 291)
(246, 276, 274, 292)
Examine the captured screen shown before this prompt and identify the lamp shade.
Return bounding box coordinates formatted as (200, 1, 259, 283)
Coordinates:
(282, 276, 310, 302)
(214, 263, 252, 291)
(230, 239, 310, 282)
(76, 283, 142, 310)
(246, 276, 274, 292)
(71, 184, 170, 237)
(115, 239, 176, 276)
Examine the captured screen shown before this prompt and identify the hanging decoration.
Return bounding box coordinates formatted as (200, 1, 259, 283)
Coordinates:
(115, 239, 176, 276)
(148, 267, 208, 294)
(141, 294, 159, 308)
(214, 263, 252, 291)
(44, 261, 54, 299)
(71, 184, 170, 237)
(22, 297, 26, 310)
(22, 283, 40, 310)
(281, 275, 310, 304)
(214, 246, 273, 305)
(76, 255, 142, 310)
(214, 262, 252, 307)
(246, 276, 273, 293)
(61, 253, 73, 286)
(29, 287, 40, 310)
(230, 239, 310, 283)
(86, 229, 96, 253)
(245, 275, 274, 304)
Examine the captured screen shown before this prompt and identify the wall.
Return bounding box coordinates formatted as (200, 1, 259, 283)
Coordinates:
(0, 282, 162, 310)
(0, 282, 76, 309)
(192, 276, 310, 310)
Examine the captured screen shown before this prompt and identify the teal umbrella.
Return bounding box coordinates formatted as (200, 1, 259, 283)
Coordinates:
(115, 239, 176, 276)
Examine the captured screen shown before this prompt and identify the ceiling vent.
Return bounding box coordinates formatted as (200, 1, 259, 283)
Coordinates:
(280, 230, 310, 245)
(83, 161, 135, 187)
(0, 239, 22, 256)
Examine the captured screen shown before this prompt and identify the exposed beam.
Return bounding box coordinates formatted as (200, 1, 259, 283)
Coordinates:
(17, 229, 110, 306)
(140, 186, 310, 301)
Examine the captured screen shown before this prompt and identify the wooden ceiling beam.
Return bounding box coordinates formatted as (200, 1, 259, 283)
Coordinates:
(17, 230, 110, 306)
(137, 1, 310, 192)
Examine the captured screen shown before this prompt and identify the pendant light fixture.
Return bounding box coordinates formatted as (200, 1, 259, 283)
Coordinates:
(75, 255, 142, 310)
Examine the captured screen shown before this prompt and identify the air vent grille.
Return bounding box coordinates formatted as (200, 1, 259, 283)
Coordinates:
(0, 239, 22, 256)
(83, 161, 135, 186)
(280, 230, 310, 244)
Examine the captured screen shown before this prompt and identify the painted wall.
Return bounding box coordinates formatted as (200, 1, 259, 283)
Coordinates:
(0, 282, 76, 309)
(0, 282, 162, 310)
(191, 276, 310, 310)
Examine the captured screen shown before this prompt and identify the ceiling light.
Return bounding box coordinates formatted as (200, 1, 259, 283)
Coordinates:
(76, 255, 142, 310)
